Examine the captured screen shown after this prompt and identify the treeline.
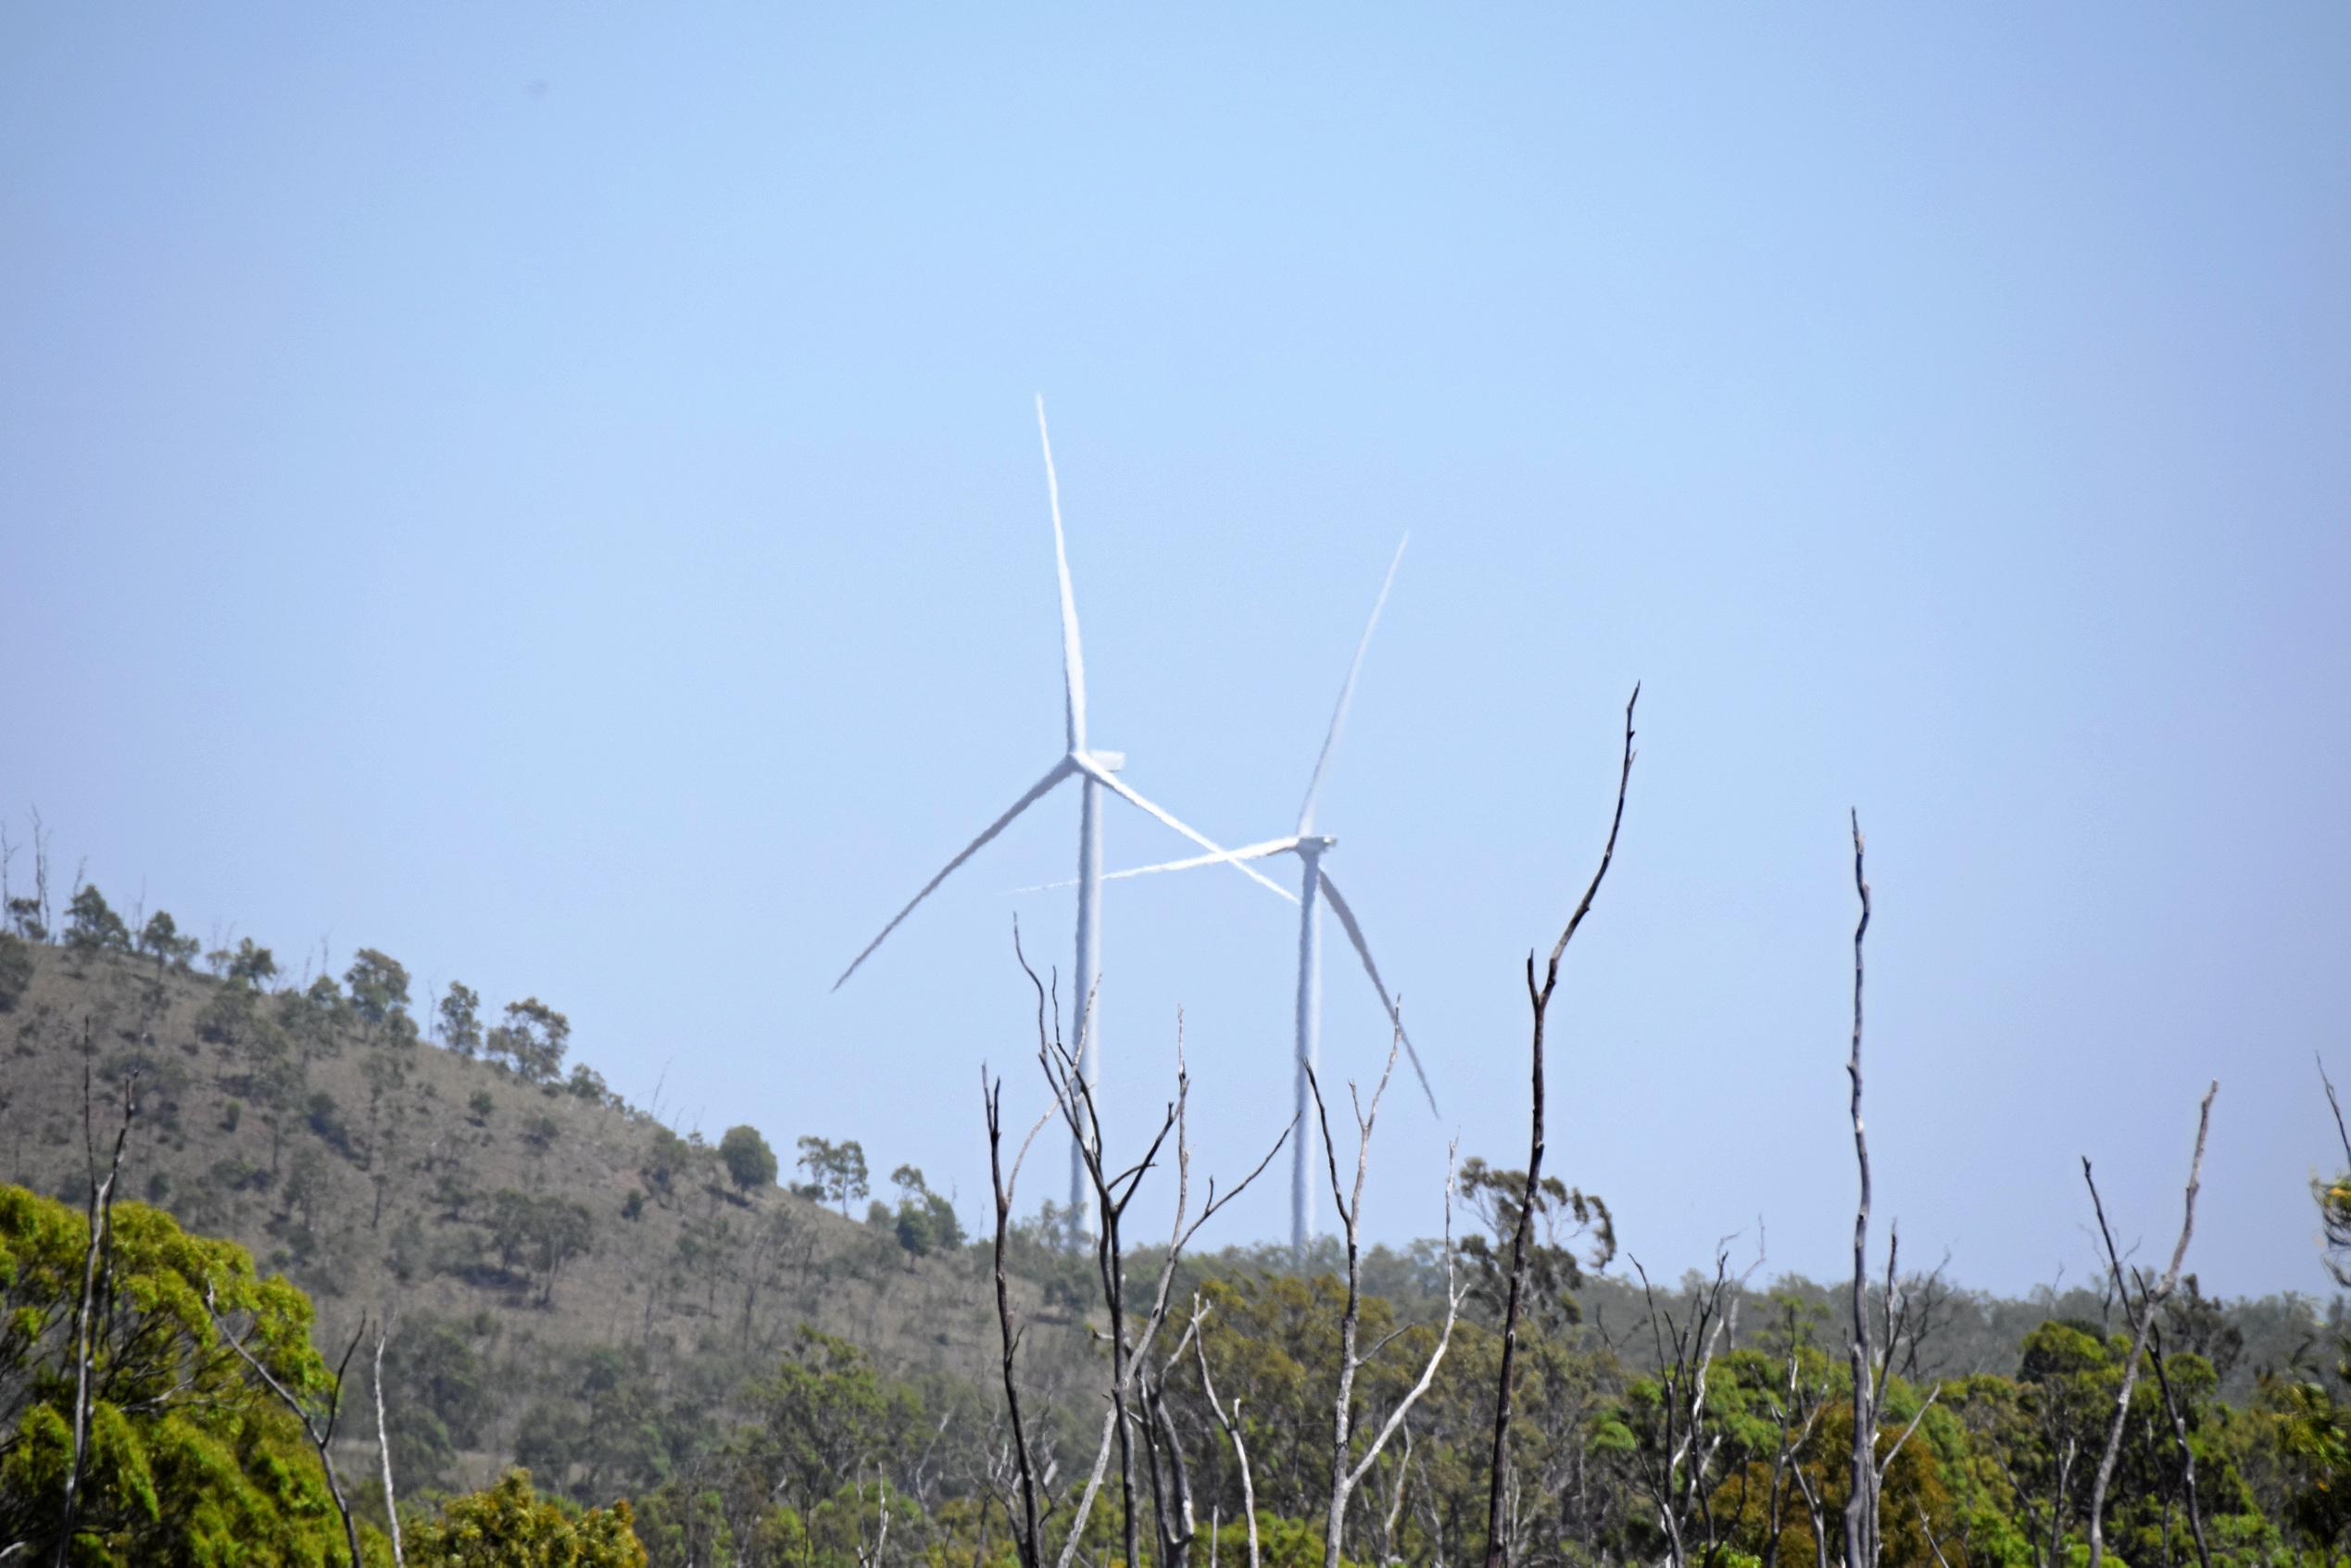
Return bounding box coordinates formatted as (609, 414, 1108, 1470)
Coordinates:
(10, 1163, 2350, 1568)
(8, 802, 2351, 1568)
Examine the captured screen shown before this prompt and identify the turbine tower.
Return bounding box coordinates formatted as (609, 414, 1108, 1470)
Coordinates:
(833, 398, 1288, 1241)
(1045, 538, 1434, 1259)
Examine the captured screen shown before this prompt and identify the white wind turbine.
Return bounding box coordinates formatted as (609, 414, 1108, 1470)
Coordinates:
(833, 397, 1290, 1242)
(1028, 538, 1434, 1259)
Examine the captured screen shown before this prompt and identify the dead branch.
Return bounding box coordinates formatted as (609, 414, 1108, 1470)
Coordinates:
(1628, 1248, 1748, 1568)
(2081, 1082, 2218, 1568)
(1844, 810, 1877, 1568)
(1013, 931, 1286, 1568)
(56, 1055, 133, 1568)
(1190, 1299, 1262, 1568)
(1483, 683, 1638, 1568)
(209, 1292, 366, 1568)
(1310, 1040, 1467, 1568)
(373, 1315, 404, 1568)
(985, 1054, 1054, 1568)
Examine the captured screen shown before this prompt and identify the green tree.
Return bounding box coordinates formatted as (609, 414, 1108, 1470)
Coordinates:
(0, 1184, 379, 1565)
(737, 1329, 924, 1518)
(406, 1469, 645, 1568)
(721, 1125, 780, 1194)
(793, 1136, 869, 1217)
(491, 997, 570, 1083)
(135, 909, 199, 968)
(344, 947, 412, 1032)
(224, 937, 279, 989)
(887, 1164, 962, 1257)
(642, 1126, 692, 1201)
(1452, 1155, 1614, 1333)
(379, 1315, 496, 1492)
(437, 981, 484, 1057)
(487, 1189, 595, 1307)
(63, 884, 131, 953)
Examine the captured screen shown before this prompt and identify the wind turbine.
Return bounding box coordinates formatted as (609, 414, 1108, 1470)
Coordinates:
(833, 397, 1290, 1242)
(1032, 538, 1433, 1259)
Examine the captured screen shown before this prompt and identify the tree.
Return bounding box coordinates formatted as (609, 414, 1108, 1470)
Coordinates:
(0, 1184, 376, 1565)
(795, 1135, 870, 1217)
(63, 884, 131, 953)
(406, 1469, 645, 1568)
(135, 909, 199, 968)
(0, 932, 29, 1012)
(437, 980, 483, 1057)
(888, 1163, 963, 1257)
(721, 1124, 780, 1193)
(1453, 1156, 1614, 1334)
(490, 997, 570, 1083)
(344, 947, 412, 1030)
(223, 936, 278, 989)
(643, 1124, 693, 1200)
(487, 1189, 594, 1306)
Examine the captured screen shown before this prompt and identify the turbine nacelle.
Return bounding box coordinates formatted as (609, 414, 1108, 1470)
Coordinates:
(1072, 748, 1125, 773)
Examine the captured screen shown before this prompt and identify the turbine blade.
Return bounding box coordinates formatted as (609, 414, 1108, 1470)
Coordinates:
(833, 759, 1075, 990)
(1010, 837, 1303, 893)
(1298, 534, 1406, 834)
(1318, 868, 1439, 1117)
(1075, 759, 1298, 904)
(1037, 395, 1087, 752)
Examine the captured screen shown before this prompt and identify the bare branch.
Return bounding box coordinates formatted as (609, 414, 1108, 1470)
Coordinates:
(2081, 1081, 2218, 1568)
(1483, 684, 1638, 1568)
(1844, 809, 1877, 1568)
(209, 1291, 365, 1568)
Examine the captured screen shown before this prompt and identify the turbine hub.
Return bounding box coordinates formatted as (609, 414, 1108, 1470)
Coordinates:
(1077, 748, 1125, 772)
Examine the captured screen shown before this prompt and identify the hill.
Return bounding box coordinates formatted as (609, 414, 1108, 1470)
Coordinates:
(0, 933, 1102, 1498)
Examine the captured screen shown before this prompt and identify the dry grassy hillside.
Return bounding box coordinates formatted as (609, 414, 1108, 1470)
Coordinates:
(0, 940, 1097, 1481)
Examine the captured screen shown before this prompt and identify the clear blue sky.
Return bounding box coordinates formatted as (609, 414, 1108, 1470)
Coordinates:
(6, 5, 2347, 1296)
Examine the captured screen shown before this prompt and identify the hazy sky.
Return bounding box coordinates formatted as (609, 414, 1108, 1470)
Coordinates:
(6, 6, 2348, 1297)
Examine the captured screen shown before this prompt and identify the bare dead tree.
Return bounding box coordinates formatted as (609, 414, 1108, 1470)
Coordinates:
(1761, 1307, 1832, 1568)
(854, 1465, 891, 1568)
(1626, 1248, 1750, 1568)
(1307, 1040, 1467, 1568)
(984, 1053, 1054, 1568)
(373, 1315, 404, 1568)
(1893, 1252, 1959, 1383)
(1013, 931, 1287, 1568)
(1843, 810, 1879, 1568)
(31, 808, 51, 944)
(2141, 1313, 2213, 1568)
(1483, 683, 1638, 1568)
(2081, 1082, 2218, 1568)
(210, 1293, 367, 1568)
(1188, 1298, 1262, 1568)
(1837, 821, 1943, 1568)
(55, 1056, 134, 1568)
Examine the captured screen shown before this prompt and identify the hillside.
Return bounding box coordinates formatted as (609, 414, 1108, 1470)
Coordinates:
(0, 935, 1101, 1496)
